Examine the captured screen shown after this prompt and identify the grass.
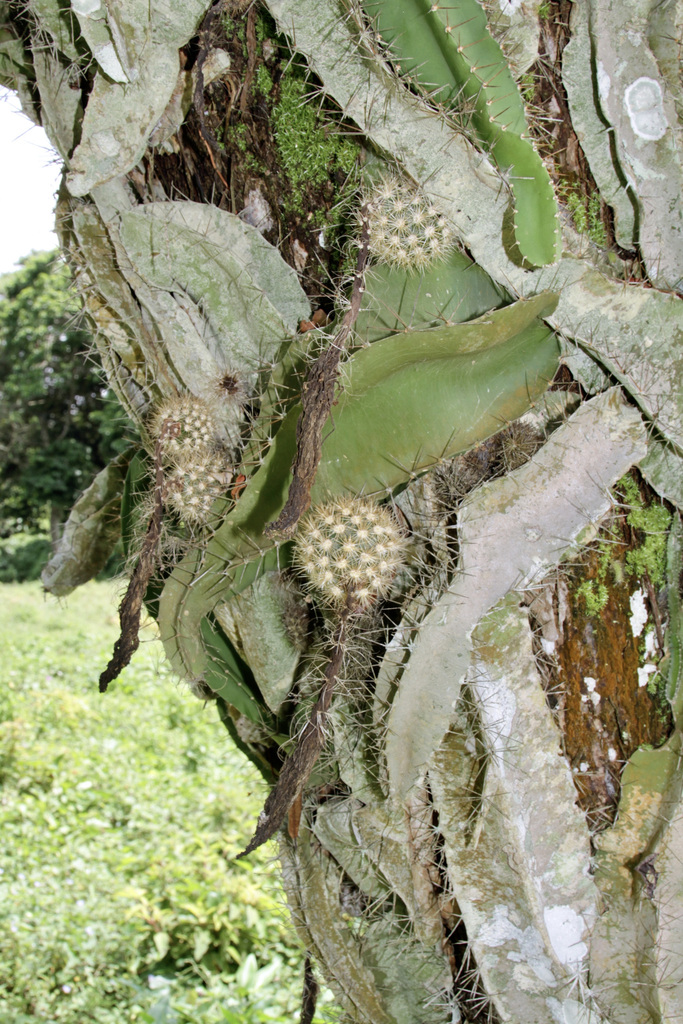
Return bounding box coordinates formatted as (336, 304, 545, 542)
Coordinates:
(0, 582, 335, 1024)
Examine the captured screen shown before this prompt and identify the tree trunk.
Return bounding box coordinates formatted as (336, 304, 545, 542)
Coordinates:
(5, 0, 683, 1020)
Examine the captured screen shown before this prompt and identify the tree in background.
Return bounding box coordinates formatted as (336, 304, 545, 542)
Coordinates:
(0, 251, 129, 545)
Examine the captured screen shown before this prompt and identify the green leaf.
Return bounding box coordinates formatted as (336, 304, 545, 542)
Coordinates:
(152, 932, 170, 960)
(193, 928, 211, 962)
(200, 617, 269, 726)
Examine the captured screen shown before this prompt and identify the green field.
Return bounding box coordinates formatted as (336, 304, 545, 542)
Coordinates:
(0, 582, 334, 1023)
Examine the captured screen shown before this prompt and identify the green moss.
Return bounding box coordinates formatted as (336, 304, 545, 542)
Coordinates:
(576, 535, 616, 615)
(620, 475, 672, 585)
(225, 123, 249, 154)
(576, 478, 672, 617)
(538, 1, 551, 20)
(587, 194, 607, 246)
(255, 13, 270, 42)
(244, 152, 265, 174)
(520, 71, 535, 105)
(560, 183, 607, 247)
(577, 578, 609, 616)
(272, 72, 358, 213)
(219, 13, 248, 56)
(645, 660, 670, 725)
(255, 65, 273, 96)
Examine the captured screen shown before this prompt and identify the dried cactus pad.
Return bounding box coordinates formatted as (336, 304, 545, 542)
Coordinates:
(296, 497, 406, 607)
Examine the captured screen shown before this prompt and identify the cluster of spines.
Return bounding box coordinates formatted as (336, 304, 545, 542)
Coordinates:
(295, 497, 406, 608)
(164, 452, 229, 524)
(150, 393, 232, 525)
(364, 176, 454, 271)
(151, 394, 223, 462)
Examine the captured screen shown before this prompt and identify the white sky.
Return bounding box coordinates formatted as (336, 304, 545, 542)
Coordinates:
(0, 86, 62, 276)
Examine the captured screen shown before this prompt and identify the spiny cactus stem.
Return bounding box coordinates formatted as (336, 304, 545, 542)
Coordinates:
(238, 597, 358, 858)
(265, 207, 371, 538)
(99, 426, 176, 692)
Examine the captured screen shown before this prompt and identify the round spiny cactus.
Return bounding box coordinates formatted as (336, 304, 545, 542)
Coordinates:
(364, 176, 454, 271)
(296, 497, 406, 608)
(165, 451, 230, 525)
(150, 393, 226, 463)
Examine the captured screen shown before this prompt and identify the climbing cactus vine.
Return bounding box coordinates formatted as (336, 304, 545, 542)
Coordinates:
(3, 0, 683, 1020)
(364, 0, 562, 267)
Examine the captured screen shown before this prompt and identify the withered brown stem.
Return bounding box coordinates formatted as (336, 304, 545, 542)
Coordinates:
(99, 425, 176, 692)
(300, 954, 319, 1024)
(237, 601, 354, 857)
(265, 208, 370, 538)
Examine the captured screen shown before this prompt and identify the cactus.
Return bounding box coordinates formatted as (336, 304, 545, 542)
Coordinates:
(150, 393, 234, 461)
(267, 0, 683, 471)
(158, 293, 560, 685)
(164, 451, 230, 525)
(296, 497, 406, 607)
(8, 0, 683, 1019)
(363, 0, 561, 267)
(363, 175, 454, 270)
(563, 0, 683, 289)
